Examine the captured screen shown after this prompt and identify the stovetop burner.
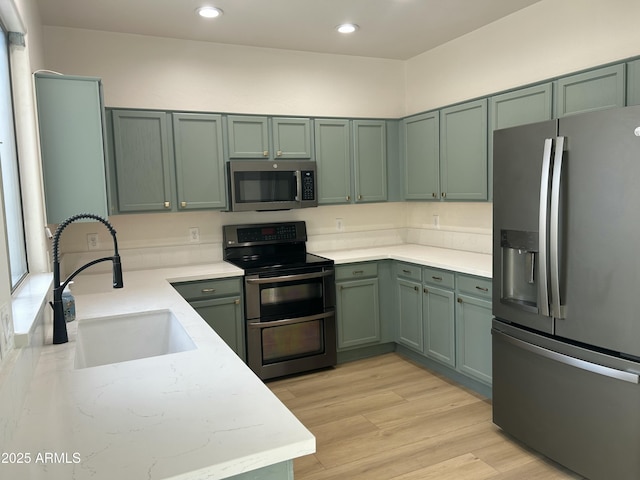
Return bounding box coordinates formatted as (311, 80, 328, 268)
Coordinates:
(222, 221, 333, 274)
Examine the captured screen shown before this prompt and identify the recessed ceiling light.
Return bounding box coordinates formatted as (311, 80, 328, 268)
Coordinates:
(197, 6, 223, 18)
(336, 23, 359, 34)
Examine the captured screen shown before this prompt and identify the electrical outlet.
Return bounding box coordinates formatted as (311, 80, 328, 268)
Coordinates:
(189, 227, 200, 243)
(335, 218, 344, 232)
(433, 215, 440, 228)
(87, 233, 99, 250)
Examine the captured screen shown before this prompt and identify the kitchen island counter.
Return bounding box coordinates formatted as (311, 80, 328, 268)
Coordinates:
(6, 262, 314, 480)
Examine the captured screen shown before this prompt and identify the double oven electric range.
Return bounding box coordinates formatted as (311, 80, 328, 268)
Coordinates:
(223, 221, 336, 380)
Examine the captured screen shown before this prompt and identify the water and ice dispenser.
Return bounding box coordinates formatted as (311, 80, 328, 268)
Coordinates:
(500, 230, 539, 313)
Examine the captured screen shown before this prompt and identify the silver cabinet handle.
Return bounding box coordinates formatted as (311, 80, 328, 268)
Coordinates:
(431, 276, 442, 281)
(248, 311, 334, 329)
(246, 270, 332, 284)
(352, 270, 364, 275)
(164, 201, 171, 208)
(475, 286, 489, 292)
(493, 328, 639, 384)
(402, 269, 412, 274)
(201, 288, 216, 293)
(263, 150, 269, 157)
(538, 138, 553, 318)
(550, 136, 566, 319)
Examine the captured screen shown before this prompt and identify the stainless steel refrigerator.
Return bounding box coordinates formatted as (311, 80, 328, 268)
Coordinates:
(492, 105, 640, 480)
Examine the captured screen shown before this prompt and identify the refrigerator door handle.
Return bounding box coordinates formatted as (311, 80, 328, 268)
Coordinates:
(550, 136, 566, 319)
(492, 328, 640, 384)
(538, 138, 553, 318)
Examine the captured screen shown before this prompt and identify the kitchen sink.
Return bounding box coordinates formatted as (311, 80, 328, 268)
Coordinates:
(74, 309, 196, 369)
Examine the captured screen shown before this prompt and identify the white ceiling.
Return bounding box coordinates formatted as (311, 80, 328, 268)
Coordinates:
(36, 0, 542, 60)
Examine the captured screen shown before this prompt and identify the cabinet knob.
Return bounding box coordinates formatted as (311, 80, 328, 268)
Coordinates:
(164, 201, 171, 208)
(276, 150, 282, 157)
(457, 297, 463, 304)
(346, 195, 351, 201)
(423, 287, 429, 294)
(263, 151, 269, 157)
(442, 192, 446, 198)
(432, 192, 436, 198)
(181, 201, 187, 208)
(358, 194, 363, 200)
(234, 299, 240, 305)
(414, 286, 419, 292)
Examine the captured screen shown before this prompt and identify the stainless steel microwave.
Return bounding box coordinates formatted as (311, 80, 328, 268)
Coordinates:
(226, 160, 318, 211)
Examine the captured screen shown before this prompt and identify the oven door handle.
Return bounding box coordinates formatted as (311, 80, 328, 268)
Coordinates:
(246, 270, 333, 284)
(248, 311, 334, 329)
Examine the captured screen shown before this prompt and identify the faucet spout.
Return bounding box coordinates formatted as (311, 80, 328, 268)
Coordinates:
(50, 213, 123, 344)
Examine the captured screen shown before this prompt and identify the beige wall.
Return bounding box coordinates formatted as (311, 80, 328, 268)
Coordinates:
(41, 27, 405, 118)
(405, 0, 640, 114)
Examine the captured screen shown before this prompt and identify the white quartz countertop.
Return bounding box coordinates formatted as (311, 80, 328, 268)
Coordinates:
(6, 243, 490, 480)
(6, 262, 314, 480)
(317, 244, 492, 278)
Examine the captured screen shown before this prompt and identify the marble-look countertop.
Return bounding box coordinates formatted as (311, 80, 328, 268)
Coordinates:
(6, 263, 314, 480)
(6, 243, 491, 480)
(318, 244, 492, 278)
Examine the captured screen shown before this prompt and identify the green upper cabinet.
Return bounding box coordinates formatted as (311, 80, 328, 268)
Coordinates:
(272, 117, 312, 158)
(226, 115, 270, 158)
(626, 59, 640, 106)
(439, 99, 488, 201)
(172, 113, 226, 210)
(111, 110, 174, 212)
(488, 83, 553, 200)
(401, 111, 440, 200)
(109, 109, 226, 213)
(353, 120, 387, 203)
(34, 73, 109, 224)
(555, 64, 625, 117)
(226, 115, 311, 159)
(314, 119, 352, 204)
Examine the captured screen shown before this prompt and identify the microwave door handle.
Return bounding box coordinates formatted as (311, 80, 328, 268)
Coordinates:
(538, 138, 553, 318)
(294, 170, 302, 202)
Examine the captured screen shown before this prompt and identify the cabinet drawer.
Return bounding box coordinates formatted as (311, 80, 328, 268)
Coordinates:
(457, 274, 492, 299)
(335, 262, 378, 281)
(172, 277, 242, 301)
(395, 262, 422, 282)
(423, 267, 455, 289)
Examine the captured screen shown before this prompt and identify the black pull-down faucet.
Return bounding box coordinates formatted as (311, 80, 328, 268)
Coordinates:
(50, 213, 123, 344)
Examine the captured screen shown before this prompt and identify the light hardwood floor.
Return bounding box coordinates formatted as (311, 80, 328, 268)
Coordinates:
(268, 353, 584, 480)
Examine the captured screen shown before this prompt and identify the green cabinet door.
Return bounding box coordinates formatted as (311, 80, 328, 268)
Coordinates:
(315, 119, 352, 204)
(191, 296, 245, 360)
(456, 293, 492, 385)
(488, 83, 553, 200)
(172, 113, 226, 210)
(423, 285, 455, 367)
(226, 115, 270, 158)
(353, 120, 387, 202)
(402, 111, 440, 200)
(396, 278, 423, 352)
(34, 73, 109, 223)
(440, 99, 488, 201)
(336, 277, 381, 350)
(626, 59, 640, 106)
(111, 110, 174, 212)
(555, 64, 625, 117)
(272, 117, 312, 159)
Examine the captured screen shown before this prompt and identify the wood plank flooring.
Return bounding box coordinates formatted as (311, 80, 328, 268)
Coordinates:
(268, 353, 584, 480)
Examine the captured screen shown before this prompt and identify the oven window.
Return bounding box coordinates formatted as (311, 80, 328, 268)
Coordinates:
(234, 171, 296, 203)
(258, 279, 324, 320)
(261, 319, 324, 363)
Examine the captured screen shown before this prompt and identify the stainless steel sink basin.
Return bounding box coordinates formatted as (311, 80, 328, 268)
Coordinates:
(74, 310, 196, 369)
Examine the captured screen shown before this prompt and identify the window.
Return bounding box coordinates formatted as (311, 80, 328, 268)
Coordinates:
(0, 25, 27, 288)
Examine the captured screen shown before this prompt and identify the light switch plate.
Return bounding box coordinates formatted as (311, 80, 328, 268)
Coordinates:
(87, 233, 99, 250)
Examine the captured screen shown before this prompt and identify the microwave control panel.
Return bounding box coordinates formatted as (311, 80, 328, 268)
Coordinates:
(302, 171, 315, 200)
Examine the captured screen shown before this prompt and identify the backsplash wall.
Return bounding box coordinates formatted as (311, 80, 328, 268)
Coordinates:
(57, 202, 492, 277)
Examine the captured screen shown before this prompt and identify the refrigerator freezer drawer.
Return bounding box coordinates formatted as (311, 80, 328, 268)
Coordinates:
(492, 325, 640, 480)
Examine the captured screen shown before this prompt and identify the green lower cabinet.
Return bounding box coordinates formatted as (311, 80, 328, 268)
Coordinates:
(396, 278, 423, 352)
(423, 285, 455, 367)
(455, 293, 492, 385)
(336, 277, 381, 349)
(172, 278, 245, 361)
(191, 296, 245, 360)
